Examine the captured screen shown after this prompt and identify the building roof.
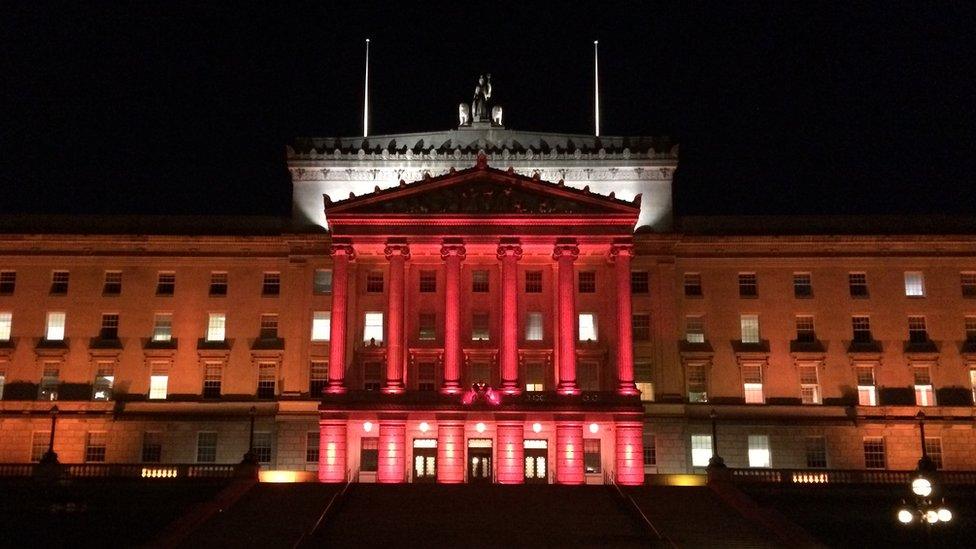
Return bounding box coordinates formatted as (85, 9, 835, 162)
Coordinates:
(0, 214, 324, 236)
(674, 215, 976, 236)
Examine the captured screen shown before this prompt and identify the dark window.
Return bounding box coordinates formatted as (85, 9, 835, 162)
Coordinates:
(209, 272, 227, 296)
(203, 364, 222, 398)
(313, 269, 332, 294)
(262, 272, 281, 296)
(962, 272, 976, 298)
(306, 432, 320, 462)
(684, 273, 702, 297)
(643, 434, 657, 466)
(142, 432, 162, 463)
(793, 273, 812, 298)
(0, 271, 15, 294)
(360, 437, 379, 472)
(472, 312, 490, 341)
(805, 436, 827, 468)
(100, 314, 119, 340)
(632, 314, 651, 341)
(50, 271, 69, 295)
(852, 316, 872, 343)
(849, 273, 868, 298)
(584, 439, 601, 473)
(257, 363, 276, 399)
(738, 273, 757, 297)
(419, 270, 436, 293)
(260, 314, 278, 339)
(309, 361, 328, 395)
(418, 313, 436, 341)
(525, 271, 542, 293)
(364, 361, 382, 391)
(472, 270, 489, 293)
(103, 271, 122, 295)
(366, 271, 384, 293)
(795, 316, 815, 343)
(157, 273, 176, 296)
(253, 433, 272, 463)
(84, 433, 107, 463)
(418, 362, 436, 391)
(578, 271, 596, 293)
(630, 271, 649, 294)
(908, 316, 928, 343)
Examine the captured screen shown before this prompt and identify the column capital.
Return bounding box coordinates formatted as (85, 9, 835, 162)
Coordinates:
(608, 242, 635, 261)
(496, 242, 523, 260)
(440, 242, 467, 260)
(552, 242, 580, 261)
(384, 242, 411, 260)
(330, 242, 355, 260)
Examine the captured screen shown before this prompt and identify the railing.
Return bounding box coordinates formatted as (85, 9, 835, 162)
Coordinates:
(729, 468, 976, 486)
(0, 463, 237, 479)
(293, 468, 353, 548)
(606, 471, 677, 548)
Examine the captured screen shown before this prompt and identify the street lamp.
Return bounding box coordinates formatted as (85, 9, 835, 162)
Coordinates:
(39, 405, 60, 465)
(897, 411, 953, 532)
(241, 406, 258, 465)
(708, 408, 726, 469)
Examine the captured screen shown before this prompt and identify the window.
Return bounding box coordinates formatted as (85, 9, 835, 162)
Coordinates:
(311, 311, 331, 341)
(418, 313, 436, 341)
(419, 270, 436, 293)
(92, 362, 114, 400)
(197, 432, 218, 463)
(795, 316, 815, 343)
(747, 435, 771, 468)
(314, 269, 333, 294)
(142, 432, 162, 463)
(45, 312, 65, 341)
(863, 437, 886, 469)
(525, 270, 542, 293)
(152, 313, 172, 342)
(636, 363, 654, 402)
(742, 365, 764, 404)
(31, 431, 50, 462)
(472, 270, 489, 293)
(253, 432, 272, 463)
(966, 316, 976, 341)
(630, 271, 649, 294)
(914, 366, 935, 406)
(908, 316, 928, 343)
(849, 272, 868, 298)
(363, 361, 382, 391)
(257, 363, 276, 398)
(156, 272, 175, 296)
(971, 369, 976, 405)
(578, 361, 599, 391)
(525, 363, 544, 392)
(203, 362, 222, 398)
(738, 273, 757, 298)
(683, 273, 702, 297)
(904, 271, 925, 297)
(578, 313, 597, 341)
(366, 271, 384, 293)
(685, 316, 705, 344)
(363, 312, 383, 343)
(306, 431, 320, 463)
(805, 436, 827, 468)
(925, 437, 943, 470)
(209, 272, 228, 296)
(262, 272, 281, 296)
(0, 312, 11, 341)
(417, 362, 435, 391)
(85, 432, 107, 463)
(578, 271, 596, 293)
(584, 439, 601, 473)
(632, 314, 651, 341)
(852, 316, 872, 343)
(799, 365, 821, 404)
(0, 271, 15, 294)
(38, 365, 59, 401)
(259, 314, 278, 339)
(740, 314, 760, 344)
(103, 271, 122, 295)
(687, 364, 707, 403)
(525, 312, 543, 341)
(691, 434, 713, 467)
(149, 363, 168, 400)
(642, 433, 656, 466)
(309, 360, 329, 395)
(793, 273, 812, 298)
(100, 313, 119, 340)
(470, 362, 490, 385)
(472, 312, 490, 341)
(856, 365, 877, 406)
(206, 313, 226, 342)
(50, 271, 69, 295)
(962, 272, 976, 298)
(360, 437, 379, 472)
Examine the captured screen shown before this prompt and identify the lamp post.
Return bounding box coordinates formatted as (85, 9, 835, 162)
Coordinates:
(897, 410, 953, 539)
(916, 410, 936, 473)
(708, 408, 726, 469)
(39, 405, 60, 465)
(241, 405, 258, 465)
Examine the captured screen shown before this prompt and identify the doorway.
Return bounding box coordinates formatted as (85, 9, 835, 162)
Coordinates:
(524, 439, 548, 484)
(413, 439, 437, 483)
(467, 438, 493, 483)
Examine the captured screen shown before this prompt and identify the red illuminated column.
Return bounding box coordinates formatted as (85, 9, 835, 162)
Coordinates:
(498, 241, 523, 394)
(610, 243, 638, 396)
(318, 416, 347, 482)
(377, 417, 406, 483)
(496, 418, 525, 484)
(383, 242, 410, 394)
(555, 417, 584, 484)
(614, 418, 644, 486)
(441, 242, 466, 394)
(327, 243, 354, 394)
(436, 416, 465, 483)
(553, 242, 580, 395)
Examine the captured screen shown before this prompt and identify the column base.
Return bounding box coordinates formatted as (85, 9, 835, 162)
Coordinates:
(325, 383, 347, 395)
(617, 382, 639, 397)
(556, 383, 581, 396)
(382, 383, 405, 394)
(500, 382, 522, 395)
(440, 382, 462, 395)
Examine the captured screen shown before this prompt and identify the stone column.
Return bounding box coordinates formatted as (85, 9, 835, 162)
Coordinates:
(496, 416, 525, 484)
(610, 243, 639, 396)
(555, 415, 584, 485)
(554, 242, 580, 395)
(441, 241, 466, 394)
(498, 241, 523, 394)
(318, 415, 348, 482)
(614, 416, 644, 486)
(377, 416, 406, 483)
(327, 243, 354, 394)
(436, 414, 465, 483)
(383, 242, 409, 394)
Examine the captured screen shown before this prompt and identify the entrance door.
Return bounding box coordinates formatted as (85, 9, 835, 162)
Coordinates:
(413, 439, 437, 483)
(467, 439, 493, 483)
(524, 439, 548, 484)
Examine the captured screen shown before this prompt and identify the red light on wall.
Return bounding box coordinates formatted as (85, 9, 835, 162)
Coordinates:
(377, 419, 406, 483)
(318, 419, 347, 483)
(496, 421, 524, 484)
(437, 420, 465, 483)
(615, 420, 644, 486)
(555, 420, 584, 485)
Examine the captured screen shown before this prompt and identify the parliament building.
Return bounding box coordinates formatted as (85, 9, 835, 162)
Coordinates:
(2, 98, 975, 486)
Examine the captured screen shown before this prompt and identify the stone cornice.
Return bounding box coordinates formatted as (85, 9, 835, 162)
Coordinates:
(290, 165, 676, 183)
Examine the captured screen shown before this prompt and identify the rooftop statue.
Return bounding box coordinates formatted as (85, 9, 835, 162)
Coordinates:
(459, 74, 502, 127)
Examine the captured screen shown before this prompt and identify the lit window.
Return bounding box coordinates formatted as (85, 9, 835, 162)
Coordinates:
(309, 361, 328, 395)
(908, 316, 928, 343)
(691, 434, 713, 467)
(630, 271, 649, 294)
(257, 363, 276, 398)
(913, 366, 935, 406)
(92, 362, 114, 401)
(38, 364, 59, 401)
(525, 362, 544, 392)
(203, 362, 222, 398)
(683, 273, 702, 297)
(925, 437, 943, 470)
(584, 439, 601, 474)
(738, 273, 757, 298)
(632, 314, 651, 341)
(635, 363, 654, 402)
(363, 362, 382, 391)
(100, 313, 119, 340)
(849, 272, 868, 298)
(262, 272, 281, 296)
(685, 316, 705, 344)
(525, 271, 542, 293)
(45, 312, 66, 341)
(525, 312, 543, 341)
(472, 312, 490, 341)
(85, 432, 107, 463)
(0, 271, 15, 294)
(747, 435, 771, 468)
(686, 364, 707, 403)
(852, 316, 872, 343)
(152, 313, 172, 342)
(805, 436, 827, 468)
(197, 432, 218, 463)
(314, 269, 333, 294)
(50, 271, 69, 295)
(578, 271, 596, 293)
(156, 272, 175, 296)
(799, 365, 821, 404)
(418, 313, 436, 341)
(103, 271, 122, 295)
(742, 365, 764, 404)
(472, 270, 489, 293)
(863, 437, 886, 469)
(643, 433, 656, 466)
(904, 271, 925, 297)
(0, 312, 11, 341)
(31, 431, 49, 462)
(311, 311, 331, 341)
(856, 366, 877, 406)
(795, 315, 816, 343)
(142, 432, 162, 463)
(419, 270, 436, 293)
(578, 313, 597, 341)
(259, 314, 278, 339)
(306, 431, 320, 463)
(740, 314, 760, 344)
(417, 362, 435, 391)
(578, 361, 599, 391)
(793, 273, 812, 298)
(970, 369, 976, 405)
(149, 363, 168, 400)
(209, 272, 228, 296)
(206, 313, 226, 342)
(366, 271, 384, 293)
(253, 432, 272, 463)
(962, 272, 976, 298)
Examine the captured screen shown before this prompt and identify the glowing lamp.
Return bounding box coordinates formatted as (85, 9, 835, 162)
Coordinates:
(532, 422, 542, 433)
(419, 422, 430, 433)
(925, 510, 939, 524)
(475, 422, 486, 433)
(938, 508, 952, 522)
(897, 509, 913, 524)
(588, 423, 599, 434)
(363, 421, 373, 433)
(911, 477, 932, 497)
(326, 442, 337, 466)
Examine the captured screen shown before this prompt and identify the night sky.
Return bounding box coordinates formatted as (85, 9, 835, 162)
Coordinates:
(3, 3, 974, 219)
